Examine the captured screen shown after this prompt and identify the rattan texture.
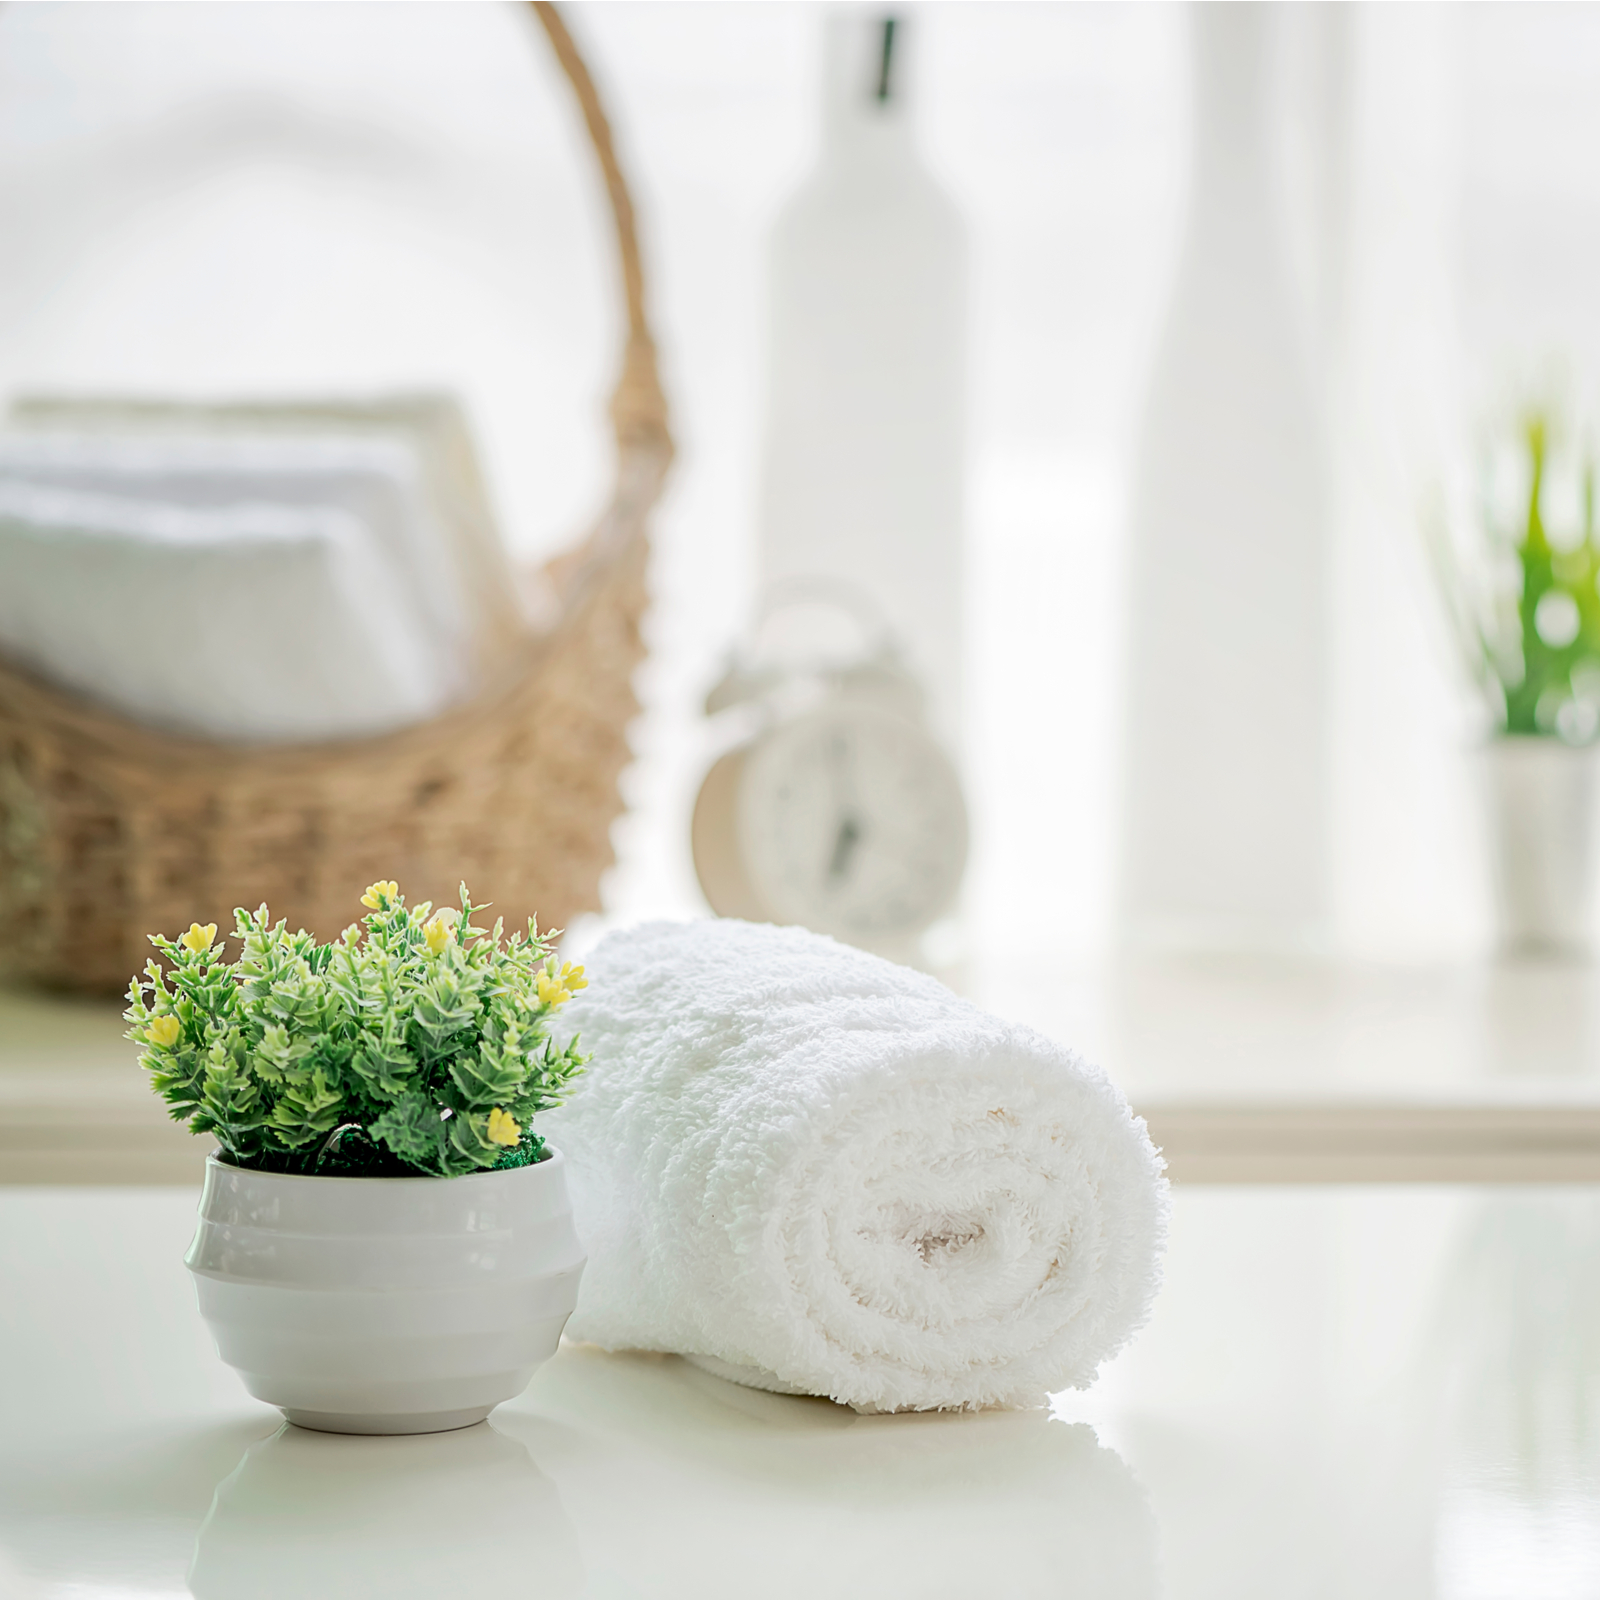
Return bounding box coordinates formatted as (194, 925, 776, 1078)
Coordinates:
(0, 3, 673, 992)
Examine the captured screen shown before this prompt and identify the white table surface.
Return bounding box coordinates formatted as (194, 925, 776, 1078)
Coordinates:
(983, 953, 1600, 1181)
(2, 1181, 1597, 1599)
(983, 952, 1600, 1098)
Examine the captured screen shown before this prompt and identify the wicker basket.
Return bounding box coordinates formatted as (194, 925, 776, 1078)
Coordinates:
(0, 3, 673, 994)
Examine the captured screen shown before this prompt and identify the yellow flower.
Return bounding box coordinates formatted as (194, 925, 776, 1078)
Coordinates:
(179, 923, 217, 955)
(423, 909, 459, 956)
(486, 1107, 520, 1147)
(360, 881, 399, 911)
(147, 1014, 181, 1049)
(536, 961, 587, 1009)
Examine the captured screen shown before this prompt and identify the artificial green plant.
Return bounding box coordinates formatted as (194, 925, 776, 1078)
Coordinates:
(1433, 409, 1600, 741)
(124, 881, 588, 1178)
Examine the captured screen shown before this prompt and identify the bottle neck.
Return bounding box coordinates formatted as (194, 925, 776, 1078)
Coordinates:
(1189, 6, 1273, 198)
(819, 13, 914, 171)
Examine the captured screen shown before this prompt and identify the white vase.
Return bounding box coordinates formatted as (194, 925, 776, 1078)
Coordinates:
(186, 1150, 585, 1435)
(757, 12, 967, 751)
(1117, 4, 1330, 952)
(1484, 738, 1600, 959)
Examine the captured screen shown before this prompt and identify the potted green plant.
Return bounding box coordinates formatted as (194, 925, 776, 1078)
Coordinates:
(1431, 409, 1600, 954)
(125, 880, 589, 1435)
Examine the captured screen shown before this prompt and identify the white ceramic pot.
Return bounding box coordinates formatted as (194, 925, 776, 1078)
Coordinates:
(1484, 736, 1600, 958)
(186, 1150, 585, 1435)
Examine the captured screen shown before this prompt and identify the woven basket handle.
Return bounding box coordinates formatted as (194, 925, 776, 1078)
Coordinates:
(530, 2, 672, 466)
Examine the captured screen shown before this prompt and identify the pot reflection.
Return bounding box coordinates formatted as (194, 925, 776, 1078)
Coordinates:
(188, 1419, 582, 1600)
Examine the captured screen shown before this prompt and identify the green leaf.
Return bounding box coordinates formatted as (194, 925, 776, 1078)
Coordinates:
(446, 1111, 505, 1175)
(371, 1093, 446, 1173)
(448, 1028, 527, 1112)
(266, 1066, 344, 1150)
(200, 1038, 268, 1157)
(349, 1036, 418, 1100)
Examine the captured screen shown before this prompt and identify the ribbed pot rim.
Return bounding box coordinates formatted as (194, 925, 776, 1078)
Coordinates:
(200, 1147, 565, 1188)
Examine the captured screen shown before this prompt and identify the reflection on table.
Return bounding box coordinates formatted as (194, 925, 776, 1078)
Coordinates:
(1, 1186, 1599, 1597)
(182, 1356, 1153, 1600)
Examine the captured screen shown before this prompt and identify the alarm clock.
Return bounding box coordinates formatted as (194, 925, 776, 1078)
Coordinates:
(692, 587, 968, 957)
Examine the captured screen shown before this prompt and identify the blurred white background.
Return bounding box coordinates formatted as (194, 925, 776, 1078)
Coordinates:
(5, 3, 1600, 973)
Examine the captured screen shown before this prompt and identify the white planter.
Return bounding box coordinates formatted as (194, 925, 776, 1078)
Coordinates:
(1484, 737, 1600, 958)
(186, 1149, 585, 1435)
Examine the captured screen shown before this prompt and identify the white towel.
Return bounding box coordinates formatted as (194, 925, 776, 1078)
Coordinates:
(541, 919, 1167, 1413)
(0, 395, 528, 742)
(0, 482, 444, 742)
(0, 429, 470, 689)
(8, 393, 527, 672)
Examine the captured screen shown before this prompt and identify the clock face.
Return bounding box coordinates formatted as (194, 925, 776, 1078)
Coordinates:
(737, 702, 968, 945)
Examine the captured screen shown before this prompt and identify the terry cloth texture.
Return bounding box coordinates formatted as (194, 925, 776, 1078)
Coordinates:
(541, 919, 1168, 1412)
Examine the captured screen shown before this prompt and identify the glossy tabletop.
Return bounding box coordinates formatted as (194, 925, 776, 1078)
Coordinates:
(2, 1182, 1597, 1598)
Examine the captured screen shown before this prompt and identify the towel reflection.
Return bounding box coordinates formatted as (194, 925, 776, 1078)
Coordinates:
(494, 1345, 1159, 1599)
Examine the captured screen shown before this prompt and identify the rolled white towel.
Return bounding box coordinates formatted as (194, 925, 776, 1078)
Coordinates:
(541, 919, 1167, 1413)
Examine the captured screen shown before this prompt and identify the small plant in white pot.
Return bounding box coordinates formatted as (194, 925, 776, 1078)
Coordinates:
(125, 881, 589, 1435)
(1432, 409, 1600, 956)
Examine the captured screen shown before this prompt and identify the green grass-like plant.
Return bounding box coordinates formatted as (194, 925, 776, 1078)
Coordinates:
(124, 880, 588, 1178)
(1432, 409, 1600, 741)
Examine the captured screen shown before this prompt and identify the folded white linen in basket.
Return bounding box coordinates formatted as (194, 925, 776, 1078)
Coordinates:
(0, 482, 445, 741)
(0, 395, 527, 741)
(541, 919, 1168, 1412)
(0, 429, 470, 692)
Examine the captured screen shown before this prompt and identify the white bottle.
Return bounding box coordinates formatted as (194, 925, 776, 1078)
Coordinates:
(1117, 4, 1330, 953)
(756, 12, 968, 754)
